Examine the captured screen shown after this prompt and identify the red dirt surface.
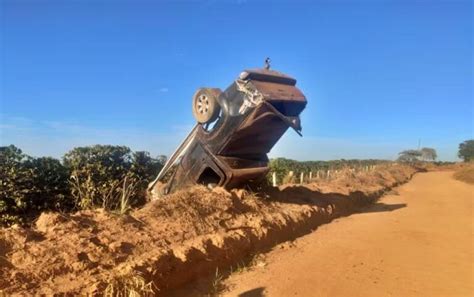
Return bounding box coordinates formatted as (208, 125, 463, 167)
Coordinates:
(0, 165, 416, 295)
(220, 171, 473, 297)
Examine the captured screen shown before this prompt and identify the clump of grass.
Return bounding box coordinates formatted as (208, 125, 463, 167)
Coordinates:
(118, 176, 137, 215)
(208, 267, 225, 297)
(453, 163, 474, 185)
(230, 260, 249, 274)
(248, 253, 267, 269)
(104, 273, 155, 297)
(229, 253, 266, 275)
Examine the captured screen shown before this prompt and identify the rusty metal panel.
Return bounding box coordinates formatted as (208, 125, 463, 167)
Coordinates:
(240, 68, 297, 85)
(224, 166, 270, 189)
(218, 103, 290, 156)
(251, 80, 306, 102)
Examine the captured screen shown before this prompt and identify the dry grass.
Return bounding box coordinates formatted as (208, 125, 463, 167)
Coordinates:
(208, 268, 225, 297)
(453, 163, 474, 185)
(104, 273, 155, 297)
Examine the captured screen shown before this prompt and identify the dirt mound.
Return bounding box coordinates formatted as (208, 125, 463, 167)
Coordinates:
(453, 162, 474, 184)
(0, 165, 417, 296)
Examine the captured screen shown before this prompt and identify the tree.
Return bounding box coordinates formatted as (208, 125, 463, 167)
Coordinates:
(420, 147, 437, 161)
(458, 140, 474, 162)
(397, 149, 422, 162)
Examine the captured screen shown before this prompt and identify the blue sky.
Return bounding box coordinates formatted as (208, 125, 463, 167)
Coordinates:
(1, 0, 472, 161)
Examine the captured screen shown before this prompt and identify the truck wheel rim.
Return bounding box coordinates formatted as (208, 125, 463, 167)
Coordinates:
(197, 95, 209, 115)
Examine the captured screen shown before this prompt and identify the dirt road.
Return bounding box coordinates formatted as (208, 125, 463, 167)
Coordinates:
(222, 172, 473, 297)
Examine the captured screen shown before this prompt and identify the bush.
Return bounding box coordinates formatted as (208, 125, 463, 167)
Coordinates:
(63, 145, 164, 211)
(27, 157, 72, 210)
(130, 151, 166, 200)
(0, 145, 70, 226)
(0, 144, 165, 226)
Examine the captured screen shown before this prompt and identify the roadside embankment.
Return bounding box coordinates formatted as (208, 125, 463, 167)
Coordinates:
(453, 162, 474, 184)
(0, 164, 418, 296)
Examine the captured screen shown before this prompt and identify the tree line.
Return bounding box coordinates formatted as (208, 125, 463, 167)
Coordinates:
(1, 139, 472, 226)
(397, 140, 474, 163)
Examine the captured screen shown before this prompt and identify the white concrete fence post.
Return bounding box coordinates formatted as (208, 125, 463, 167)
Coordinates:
(288, 171, 294, 183)
(272, 172, 277, 187)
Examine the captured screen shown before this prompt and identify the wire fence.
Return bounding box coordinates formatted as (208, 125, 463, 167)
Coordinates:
(270, 163, 398, 186)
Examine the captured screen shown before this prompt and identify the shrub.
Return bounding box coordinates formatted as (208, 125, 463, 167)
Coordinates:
(0, 144, 165, 226)
(130, 151, 166, 201)
(0, 145, 70, 226)
(26, 157, 71, 210)
(64, 145, 164, 211)
(64, 145, 132, 209)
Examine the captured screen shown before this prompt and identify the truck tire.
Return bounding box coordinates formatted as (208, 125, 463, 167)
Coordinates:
(192, 88, 221, 124)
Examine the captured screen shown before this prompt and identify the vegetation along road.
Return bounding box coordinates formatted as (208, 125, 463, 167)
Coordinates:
(222, 171, 473, 297)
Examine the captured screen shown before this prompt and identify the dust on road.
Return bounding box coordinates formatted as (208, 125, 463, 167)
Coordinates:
(222, 171, 473, 297)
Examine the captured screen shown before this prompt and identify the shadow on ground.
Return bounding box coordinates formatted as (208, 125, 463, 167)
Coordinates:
(238, 287, 266, 297)
(360, 203, 407, 213)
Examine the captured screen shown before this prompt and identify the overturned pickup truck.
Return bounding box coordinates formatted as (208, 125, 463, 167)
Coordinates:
(148, 65, 307, 197)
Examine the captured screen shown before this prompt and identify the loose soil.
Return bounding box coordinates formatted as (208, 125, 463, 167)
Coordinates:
(0, 165, 417, 295)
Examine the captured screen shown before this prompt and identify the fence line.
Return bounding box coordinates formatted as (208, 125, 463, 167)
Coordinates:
(271, 162, 391, 186)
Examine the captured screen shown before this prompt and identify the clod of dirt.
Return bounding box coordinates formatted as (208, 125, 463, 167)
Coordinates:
(35, 212, 68, 233)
